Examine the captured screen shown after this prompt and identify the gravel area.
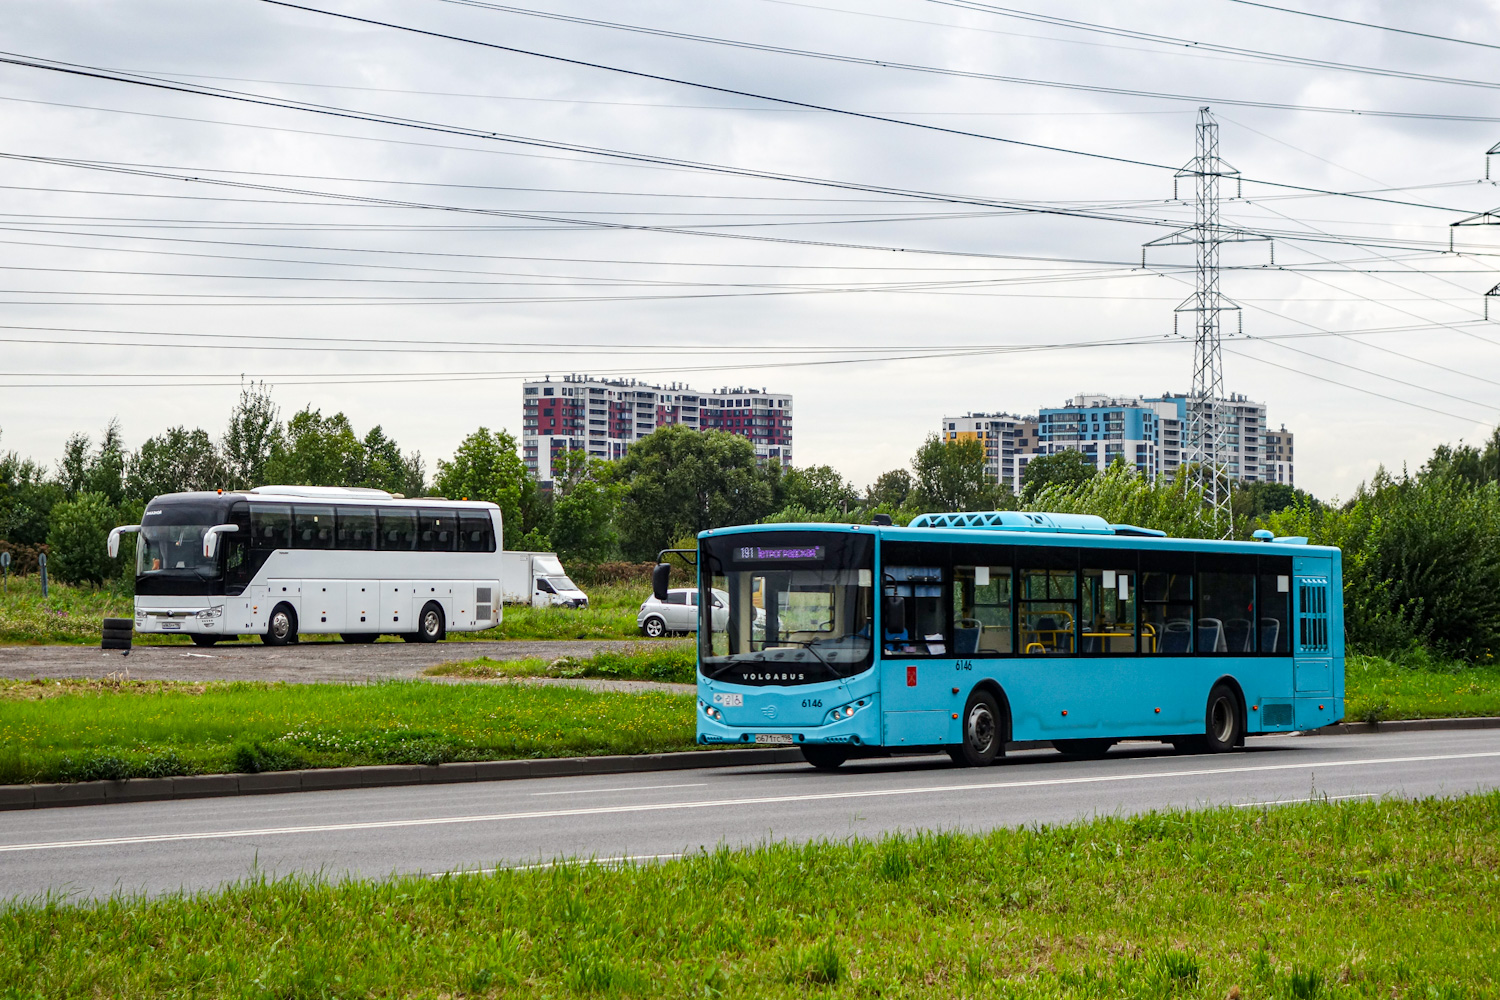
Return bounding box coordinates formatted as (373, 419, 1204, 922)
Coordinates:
(0, 639, 692, 685)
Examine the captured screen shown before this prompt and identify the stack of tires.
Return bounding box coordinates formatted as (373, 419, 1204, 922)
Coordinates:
(101, 617, 133, 652)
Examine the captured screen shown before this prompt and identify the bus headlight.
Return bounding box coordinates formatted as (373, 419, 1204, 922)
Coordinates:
(702, 703, 724, 722)
(825, 699, 869, 724)
(195, 607, 223, 620)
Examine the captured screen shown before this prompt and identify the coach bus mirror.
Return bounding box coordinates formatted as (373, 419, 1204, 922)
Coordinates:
(882, 595, 906, 635)
(106, 524, 139, 559)
(652, 563, 671, 602)
(202, 524, 239, 560)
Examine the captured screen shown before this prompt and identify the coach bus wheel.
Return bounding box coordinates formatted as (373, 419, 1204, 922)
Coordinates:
(950, 689, 1002, 767)
(1052, 738, 1114, 760)
(340, 633, 379, 644)
(641, 615, 666, 638)
(190, 635, 219, 647)
(801, 745, 849, 771)
(262, 604, 297, 646)
(1203, 682, 1244, 753)
(411, 602, 445, 643)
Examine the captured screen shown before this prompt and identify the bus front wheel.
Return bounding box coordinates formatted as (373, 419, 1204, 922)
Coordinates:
(801, 745, 849, 771)
(949, 689, 1003, 767)
(262, 605, 297, 646)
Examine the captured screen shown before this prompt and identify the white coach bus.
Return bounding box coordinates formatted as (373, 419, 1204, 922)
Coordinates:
(108, 485, 504, 646)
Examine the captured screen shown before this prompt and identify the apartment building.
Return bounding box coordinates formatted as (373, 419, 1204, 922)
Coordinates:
(944, 391, 1289, 490)
(522, 374, 793, 485)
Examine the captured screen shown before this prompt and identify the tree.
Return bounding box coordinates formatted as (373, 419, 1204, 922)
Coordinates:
(222, 380, 281, 489)
(265, 407, 364, 487)
(777, 464, 859, 517)
(58, 421, 127, 506)
(0, 429, 60, 546)
(1421, 426, 1500, 487)
(46, 492, 121, 586)
(1020, 449, 1098, 503)
(126, 427, 224, 501)
(1238, 480, 1319, 519)
(866, 469, 912, 511)
(357, 426, 425, 497)
(552, 476, 621, 562)
(433, 428, 536, 550)
(610, 427, 775, 560)
(910, 435, 1007, 513)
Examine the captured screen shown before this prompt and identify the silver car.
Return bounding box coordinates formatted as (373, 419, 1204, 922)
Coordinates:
(637, 588, 727, 638)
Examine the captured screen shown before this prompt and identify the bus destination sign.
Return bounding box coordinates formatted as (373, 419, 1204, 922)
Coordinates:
(734, 544, 825, 563)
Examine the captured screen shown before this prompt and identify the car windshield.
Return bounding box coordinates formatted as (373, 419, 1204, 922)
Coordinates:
(547, 576, 579, 592)
(700, 530, 874, 683)
(136, 501, 226, 579)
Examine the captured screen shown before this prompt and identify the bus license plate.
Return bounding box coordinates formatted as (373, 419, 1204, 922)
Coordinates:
(162, 622, 181, 630)
(754, 734, 793, 745)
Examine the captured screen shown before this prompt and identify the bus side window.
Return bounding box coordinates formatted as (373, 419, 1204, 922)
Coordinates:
(1081, 562, 1136, 654)
(378, 509, 418, 551)
(251, 505, 292, 551)
(1198, 553, 1257, 654)
(293, 505, 335, 549)
(458, 512, 495, 552)
(1140, 551, 1193, 654)
(1018, 548, 1077, 655)
(1257, 555, 1292, 653)
(336, 507, 376, 550)
(952, 563, 1012, 656)
(882, 566, 948, 656)
(418, 509, 456, 552)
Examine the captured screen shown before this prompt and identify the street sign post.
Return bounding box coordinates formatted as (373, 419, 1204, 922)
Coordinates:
(0, 551, 9, 595)
(37, 552, 47, 598)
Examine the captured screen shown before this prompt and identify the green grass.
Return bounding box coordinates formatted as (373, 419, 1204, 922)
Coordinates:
(0, 578, 657, 644)
(1346, 650, 1500, 722)
(5, 793, 1499, 997)
(428, 641, 696, 685)
(0, 677, 695, 784)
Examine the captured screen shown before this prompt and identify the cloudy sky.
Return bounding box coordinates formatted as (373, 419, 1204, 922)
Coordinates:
(3, 0, 1499, 500)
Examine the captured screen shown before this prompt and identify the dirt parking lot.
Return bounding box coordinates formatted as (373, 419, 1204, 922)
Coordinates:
(0, 638, 690, 684)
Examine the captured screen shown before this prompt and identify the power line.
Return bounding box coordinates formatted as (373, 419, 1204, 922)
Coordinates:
(1220, 1, 1500, 53)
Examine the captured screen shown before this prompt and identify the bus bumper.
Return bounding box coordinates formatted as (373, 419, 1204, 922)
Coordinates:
(133, 600, 228, 636)
(696, 695, 882, 747)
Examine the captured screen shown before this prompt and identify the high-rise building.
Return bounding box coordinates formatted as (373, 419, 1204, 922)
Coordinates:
(944, 391, 1288, 490)
(521, 375, 793, 486)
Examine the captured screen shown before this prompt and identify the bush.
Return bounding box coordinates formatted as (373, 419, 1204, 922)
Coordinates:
(45, 492, 122, 586)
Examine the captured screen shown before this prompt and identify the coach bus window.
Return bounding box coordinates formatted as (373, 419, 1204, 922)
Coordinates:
(335, 507, 376, 550)
(250, 504, 292, 551)
(378, 508, 418, 550)
(293, 506, 335, 549)
(1140, 551, 1193, 653)
(1082, 562, 1137, 654)
(952, 548, 1013, 656)
(884, 564, 948, 655)
(457, 512, 495, 552)
(1257, 555, 1292, 653)
(1019, 548, 1077, 655)
(1198, 554, 1256, 654)
(418, 509, 456, 552)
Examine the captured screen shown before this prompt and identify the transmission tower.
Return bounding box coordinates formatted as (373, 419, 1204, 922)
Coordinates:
(1143, 107, 1258, 537)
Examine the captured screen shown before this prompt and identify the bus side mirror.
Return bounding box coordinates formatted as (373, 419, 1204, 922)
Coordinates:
(203, 524, 239, 559)
(107, 524, 139, 559)
(882, 596, 906, 635)
(651, 563, 671, 603)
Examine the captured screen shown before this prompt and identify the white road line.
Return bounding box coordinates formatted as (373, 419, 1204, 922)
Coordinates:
(427, 853, 684, 877)
(4, 748, 1496, 855)
(1233, 792, 1381, 808)
(530, 783, 708, 797)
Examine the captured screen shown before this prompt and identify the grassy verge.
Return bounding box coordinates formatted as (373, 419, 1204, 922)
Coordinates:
(0, 677, 694, 785)
(0, 578, 655, 644)
(6, 794, 1498, 997)
(427, 641, 695, 685)
(1346, 650, 1500, 722)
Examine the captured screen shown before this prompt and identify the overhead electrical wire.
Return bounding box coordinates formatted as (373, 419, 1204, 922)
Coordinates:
(1220, 1, 1500, 53)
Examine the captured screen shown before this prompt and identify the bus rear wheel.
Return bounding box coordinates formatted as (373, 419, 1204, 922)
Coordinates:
(404, 602, 445, 643)
(1202, 682, 1245, 752)
(801, 745, 849, 771)
(949, 689, 1003, 767)
(261, 605, 297, 646)
(1053, 738, 1114, 759)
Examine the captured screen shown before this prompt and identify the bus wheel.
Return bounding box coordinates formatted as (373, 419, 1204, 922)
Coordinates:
(262, 605, 297, 646)
(1053, 739, 1113, 759)
(411, 602, 445, 643)
(641, 615, 666, 638)
(340, 633, 379, 644)
(801, 745, 849, 771)
(1203, 682, 1244, 753)
(191, 635, 219, 647)
(951, 689, 1002, 766)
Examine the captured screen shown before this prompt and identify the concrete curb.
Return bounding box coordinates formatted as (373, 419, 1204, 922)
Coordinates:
(4, 716, 1496, 812)
(0, 747, 811, 812)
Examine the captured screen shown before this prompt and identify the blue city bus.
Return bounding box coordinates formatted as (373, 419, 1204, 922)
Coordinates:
(689, 511, 1343, 769)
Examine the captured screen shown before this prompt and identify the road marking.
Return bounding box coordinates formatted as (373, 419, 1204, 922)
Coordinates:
(4, 748, 1497, 855)
(1233, 792, 1381, 808)
(530, 783, 708, 797)
(428, 853, 684, 877)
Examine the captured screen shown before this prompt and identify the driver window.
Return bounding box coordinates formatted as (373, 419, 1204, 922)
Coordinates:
(883, 564, 948, 656)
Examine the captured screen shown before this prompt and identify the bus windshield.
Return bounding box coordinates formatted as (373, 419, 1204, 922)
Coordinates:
(137, 501, 227, 581)
(700, 530, 874, 683)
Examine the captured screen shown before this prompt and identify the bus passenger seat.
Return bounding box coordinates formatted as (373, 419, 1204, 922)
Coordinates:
(1197, 618, 1226, 653)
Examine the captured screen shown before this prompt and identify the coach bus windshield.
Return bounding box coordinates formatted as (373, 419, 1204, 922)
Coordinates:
(136, 500, 229, 590)
(700, 531, 874, 683)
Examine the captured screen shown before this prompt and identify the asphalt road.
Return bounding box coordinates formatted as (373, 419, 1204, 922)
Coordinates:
(0, 638, 689, 684)
(3, 729, 1497, 901)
